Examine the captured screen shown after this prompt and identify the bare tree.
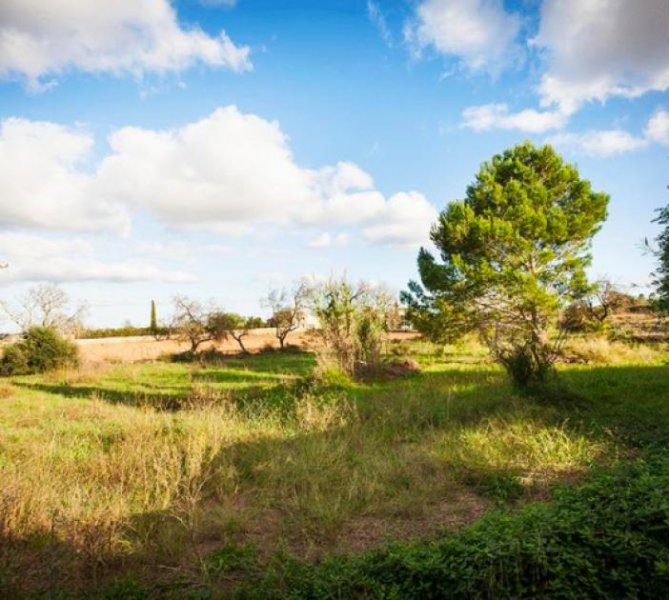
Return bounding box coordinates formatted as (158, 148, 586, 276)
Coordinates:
(1, 284, 87, 335)
(263, 282, 308, 349)
(171, 296, 228, 353)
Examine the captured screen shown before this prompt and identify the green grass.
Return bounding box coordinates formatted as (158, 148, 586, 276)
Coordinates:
(0, 341, 668, 597)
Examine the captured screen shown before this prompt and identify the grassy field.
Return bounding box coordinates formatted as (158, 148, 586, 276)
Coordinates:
(1, 339, 668, 597)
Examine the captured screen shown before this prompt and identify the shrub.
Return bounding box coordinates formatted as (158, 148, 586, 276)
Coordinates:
(0, 326, 79, 375)
(0, 343, 29, 375)
(307, 276, 396, 378)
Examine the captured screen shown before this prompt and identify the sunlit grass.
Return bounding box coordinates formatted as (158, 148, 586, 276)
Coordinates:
(0, 341, 668, 596)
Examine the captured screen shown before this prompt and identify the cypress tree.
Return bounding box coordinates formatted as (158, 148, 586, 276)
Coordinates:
(150, 300, 158, 334)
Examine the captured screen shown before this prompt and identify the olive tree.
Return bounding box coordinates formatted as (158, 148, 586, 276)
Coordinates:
(402, 142, 609, 387)
(211, 312, 258, 354)
(263, 282, 308, 349)
(171, 296, 228, 353)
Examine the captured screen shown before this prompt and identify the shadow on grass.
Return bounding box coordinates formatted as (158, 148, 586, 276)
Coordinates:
(12, 351, 317, 411)
(13, 381, 191, 410)
(4, 362, 669, 597)
(191, 369, 289, 385)
(560, 363, 669, 448)
(177, 349, 316, 377)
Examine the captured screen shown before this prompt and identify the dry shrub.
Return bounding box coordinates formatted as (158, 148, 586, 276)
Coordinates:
(307, 277, 396, 378)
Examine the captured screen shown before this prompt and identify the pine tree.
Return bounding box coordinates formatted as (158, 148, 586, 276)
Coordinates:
(652, 204, 669, 312)
(402, 142, 609, 387)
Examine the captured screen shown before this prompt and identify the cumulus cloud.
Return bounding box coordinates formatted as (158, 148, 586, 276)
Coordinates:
(362, 192, 438, 247)
(0, 118, 129, 234)
(547, 130, 648, 157)
(0, 233, 194, 283)
(462, 103, 566, 133)
(95, 106, 436, 241)
(96, 106, 314, 232)
(405, 0, 522, 73)
(0, 0, 251, 89)
(1, 106, 436, 246)
(644, 110, 669, 145)
(547, 110, 669, 157)
(534, 0, 669, 114)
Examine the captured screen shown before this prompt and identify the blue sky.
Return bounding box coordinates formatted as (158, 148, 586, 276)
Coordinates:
(0, 0, 668, 328)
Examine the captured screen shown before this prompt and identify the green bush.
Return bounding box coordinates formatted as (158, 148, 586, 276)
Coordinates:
(0, 326, 79, 376)
(246, 457, 669, 599)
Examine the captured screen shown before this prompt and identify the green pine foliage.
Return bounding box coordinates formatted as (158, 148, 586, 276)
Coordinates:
(403, 142, 609, 386)
(150, 299, 158, 333)
(652, 204, 669, 312)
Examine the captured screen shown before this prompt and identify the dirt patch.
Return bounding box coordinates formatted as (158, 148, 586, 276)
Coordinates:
(335, 490, 489, 555)
(384, 358, 422, 377)
(206, 488, 489, 566)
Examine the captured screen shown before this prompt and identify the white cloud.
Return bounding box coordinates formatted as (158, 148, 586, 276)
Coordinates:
(1, 107, 436, 247)
(0, 118, 129, 234)
(644, 110, 669, 145)
(334, 233, 350, 246)
(307, 233, 332, 249)
(95, 106, 435, 242)
(134, 241, 233, 260)
(462, 103, 566, 133)
(316, 161, 374, 197)
(367, 1, 393, 46)
(306, 232, 351, 249)
(0, 0, 251, 89)
(547, 110, 669, 157)
(362, 192, 438, 246)
(320, 192, 387, 225)
(0, 233, 194, 283)
(534, 0, 669, 114)
(547, 130, 648, 157)
(97, 106, 314, 232)
(405, 0, 521, 73)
